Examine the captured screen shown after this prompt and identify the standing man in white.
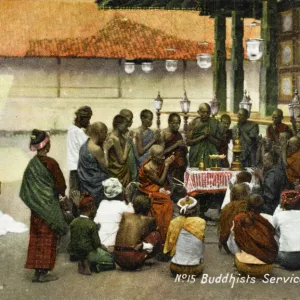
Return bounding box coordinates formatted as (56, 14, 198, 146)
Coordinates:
(67, 106, 93, 205)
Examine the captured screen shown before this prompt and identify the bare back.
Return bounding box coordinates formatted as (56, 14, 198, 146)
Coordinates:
(115, 213, 156, 246)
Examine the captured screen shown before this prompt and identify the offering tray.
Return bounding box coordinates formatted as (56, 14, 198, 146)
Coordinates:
(210, 167, 221, 171)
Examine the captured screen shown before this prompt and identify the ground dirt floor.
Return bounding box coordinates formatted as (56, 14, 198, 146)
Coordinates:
(1, 181, 300, 300)
(1, 134, 300, 300)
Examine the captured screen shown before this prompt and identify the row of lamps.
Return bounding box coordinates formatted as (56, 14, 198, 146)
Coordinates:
(124, 58, 210, 74)
(153, 91, 221, 133)
(124, 39, 263, 73)
(124, 22, 264, 74)
(153, 88, 300, 132)
(153, 91, 254, 132)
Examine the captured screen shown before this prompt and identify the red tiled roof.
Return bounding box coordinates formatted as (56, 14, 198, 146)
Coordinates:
(26, 17, 216, 60)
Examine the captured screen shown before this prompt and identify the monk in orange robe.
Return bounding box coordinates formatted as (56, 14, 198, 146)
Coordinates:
(267, 109, 293, 143)
(233, 194, 278, 264)
(285, 137, 300, 188)
(139, 145, 175, 242)
(218, 183, 250, 252)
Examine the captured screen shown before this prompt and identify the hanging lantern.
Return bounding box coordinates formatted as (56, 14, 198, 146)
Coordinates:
(239, 90, 252, 116)
(288, 89, 300, 119)
(209, 93, 220, 117)
(124, 61, 135, 74)
(153, 91, 163, 111)
(197, 54, 212, 69)
(246, 39, 264, 61)
(180, 91, 191, 114)
(165, 60, 178, 72)
(142, 62, 153, 73)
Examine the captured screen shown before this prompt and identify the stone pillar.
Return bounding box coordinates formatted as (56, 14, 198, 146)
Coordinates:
(259, 0, 278, 116)
(213, 14, 227, 112)
(231, 11, 244, 113)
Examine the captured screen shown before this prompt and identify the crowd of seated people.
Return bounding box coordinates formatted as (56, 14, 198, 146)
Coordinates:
(19, 104, 300, 282)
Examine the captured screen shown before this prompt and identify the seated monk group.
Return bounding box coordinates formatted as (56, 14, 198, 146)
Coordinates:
(74, 108, 300, 278)
(220, 179, 281, 277)
(231, 195, 278, 277)
(21, 103, 300, 285)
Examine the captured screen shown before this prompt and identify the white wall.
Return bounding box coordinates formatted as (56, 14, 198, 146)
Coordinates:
(0, 57, 264, 131)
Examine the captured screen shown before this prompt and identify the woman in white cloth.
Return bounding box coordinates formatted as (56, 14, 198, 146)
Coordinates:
(94, 178, 134, 251)
(273, 190, 300, 270)
(164, 197, 206, 277)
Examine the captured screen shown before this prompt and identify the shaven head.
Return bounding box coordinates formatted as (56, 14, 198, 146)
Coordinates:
(150, 144, 164, 158)
(198, 103, 211, 122)
(237, 108, 249, 124)
(86, 122, 107, 145)
(273, 109, 283, 118)
(120, 109, 133, 127)
(230, 183, 250, 202)
(289, 136, 300, 149)
(140, 109, 153, 120)
(247, 194, 264, 213)
(220, 114, 231, 131)
(199, 103, 211, 112)
(221, 114, 231, 123)
(150, 144, 165, 164)
(168, 113, 181, 132)
(272, 109, 284, 126)
(287, 136, 300, 157)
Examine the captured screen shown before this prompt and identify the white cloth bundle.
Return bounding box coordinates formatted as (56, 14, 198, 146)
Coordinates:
(0, 211, 28, 236)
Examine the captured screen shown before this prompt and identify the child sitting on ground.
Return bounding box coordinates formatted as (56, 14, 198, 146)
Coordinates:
(68, 193, 115, 275)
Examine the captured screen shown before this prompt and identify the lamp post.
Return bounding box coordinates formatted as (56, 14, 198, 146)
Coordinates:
(239, 90, 252, 117)
(180, 91, 191, 135)
(288, 89, 300, 119)
(209, 93, 220, 117)
(153, 92, 163, 129)
(288, 90, 300, 130)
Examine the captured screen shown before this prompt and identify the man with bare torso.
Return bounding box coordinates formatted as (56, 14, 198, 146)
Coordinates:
(114, 195, 161, 270)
